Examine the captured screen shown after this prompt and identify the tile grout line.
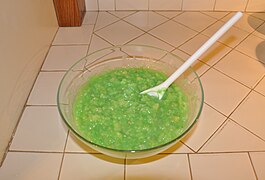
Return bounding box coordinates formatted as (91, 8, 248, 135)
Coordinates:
(196, 118, 229, 153)
(57, 130, 70, 180)
(93, 13, 121, 33)
(230, 119, 265, 143)
(187, 154, 194, 180)
(96, 10, 201, 49)
(178, 142, 197, 153)
(118, 12, 177, 46)
(8, 150, 64, 154)
(201, 88, 254, 151)
(92, 11, 258, 53)
(244, 0, 250, 12)
(86, 12, 100, 55)
(197, 88, 253, 152)
(159, 150, 265, 154)
(52, 43, 91, 46)
(203, 102, 227, 117)
(93, 32, 116, 46)
(180, 0, 184, 10)
(247, 152, 259, 180)
(211, 66, 254, 89)
(213, 0, 217, 11)
(25, 104, 58, 107)
(171, 12, 219, 34)
(154, 10, 183, 20)
(108, 10, 138, 20)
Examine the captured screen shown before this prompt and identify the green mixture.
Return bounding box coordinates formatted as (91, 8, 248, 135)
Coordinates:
(73, 68, 188, 150)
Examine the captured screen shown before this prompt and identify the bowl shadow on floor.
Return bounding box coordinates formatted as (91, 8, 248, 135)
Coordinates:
(256, 41, 265, 65)
(68, 130, 194, 164)
(68, 133, 125, 164)
(248, 12, 265, 66)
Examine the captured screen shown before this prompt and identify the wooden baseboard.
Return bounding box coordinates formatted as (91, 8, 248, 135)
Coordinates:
(54, 0, 86, 27)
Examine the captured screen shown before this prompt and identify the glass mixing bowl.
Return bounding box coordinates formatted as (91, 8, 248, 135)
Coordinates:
(57, 45, 204, 159)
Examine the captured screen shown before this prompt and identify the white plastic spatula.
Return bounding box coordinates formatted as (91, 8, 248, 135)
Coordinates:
(140, 11, 243, 100)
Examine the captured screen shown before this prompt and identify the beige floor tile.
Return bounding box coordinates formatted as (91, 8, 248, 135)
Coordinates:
(255, 76, 265, 96)
(214, 50, 265, 88)
(42, 45, 88, 71)
(155, 11, 182, 19)
(94, 12, 119, 31)
(162, 142, 194, 153)
(166, 48, 210, 76)
(221, 13, 264, 33)
(179, 34, 209, 54)
(124, 11, 168, 31)
(82, 11, 98, 25)
(27, 72, 65, 105)
(200, 120, 265, 152)
(60, 154, 124, 180)
(149, 20, 197, 47)
(0, 152, 62, 180)
(249, 152, 265, 180)
(10, 106, 67, 152)
(87, 34, 113, 54)
(200, 68, 250, 116)
(171, 48, 190, 60)
(173, 12, 216, 32)
(236, 34, 265, 62)
(231, 91, 265, 140)
(181, 103, 227, 152)
(159, 50, 187, 70)
(53, 25, 93, 45)
(202, 21, 250, 48)
(190, 153, 256, 180)
(65, 133, 99, 153)
(172, 49, 210, 76)
(201, 11, 229, 20)
(108, 11, 137, 19)
(126, 154, 191, 180)
(95, 20, 144, 45)
(128, 33, 174, 52)
(179, 34, 231, 66)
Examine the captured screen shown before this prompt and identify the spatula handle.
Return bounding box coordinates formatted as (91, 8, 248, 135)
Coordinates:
(164, 12, 243, 87)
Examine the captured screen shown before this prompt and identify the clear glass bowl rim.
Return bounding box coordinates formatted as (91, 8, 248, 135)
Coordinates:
(57, 44, 204, 153)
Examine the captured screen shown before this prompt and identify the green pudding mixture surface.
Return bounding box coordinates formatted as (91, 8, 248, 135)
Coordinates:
(73, 68, 188, 150)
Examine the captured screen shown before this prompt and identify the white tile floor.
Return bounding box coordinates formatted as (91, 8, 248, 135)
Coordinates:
(1, 11, 265, 179)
